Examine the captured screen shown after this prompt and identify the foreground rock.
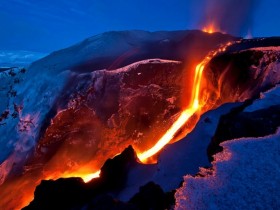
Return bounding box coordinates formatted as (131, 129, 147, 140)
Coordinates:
(23, 146, 174, 210)
(208, 84, 280, 160)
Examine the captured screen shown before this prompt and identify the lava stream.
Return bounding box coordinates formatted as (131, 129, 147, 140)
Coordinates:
(82, 42, 233, 182)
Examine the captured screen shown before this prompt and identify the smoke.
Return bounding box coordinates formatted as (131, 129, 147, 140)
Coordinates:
(200, 0, 259, 36)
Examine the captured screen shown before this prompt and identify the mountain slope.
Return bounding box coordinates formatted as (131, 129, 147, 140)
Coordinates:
(28, 30, 237, 73)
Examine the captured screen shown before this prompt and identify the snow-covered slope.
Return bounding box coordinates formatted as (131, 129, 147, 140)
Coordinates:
(176, 130, 280, 210)
(175, 85, 280, 210)
(28, 30, 236, 73)
(0, 50, 47, 67)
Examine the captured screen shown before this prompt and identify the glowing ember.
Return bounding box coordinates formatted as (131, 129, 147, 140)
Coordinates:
(67, 170, 101, 182)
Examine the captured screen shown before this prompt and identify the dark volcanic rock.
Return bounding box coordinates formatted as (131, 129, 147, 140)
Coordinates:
(22, 177, 87, 210)
(129, 182, 175, 210)
(205, 45, 280, 105)
(23, 146, 174, 210)
(98, 145, 139, 190)
(24, 59, 184, 179)
(87, 194, 136, 210)
(23, 146, 138, 210)
(208, 104, 280, 160)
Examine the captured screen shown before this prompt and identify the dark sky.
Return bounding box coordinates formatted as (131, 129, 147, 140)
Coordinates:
(0, 0, 279, 52)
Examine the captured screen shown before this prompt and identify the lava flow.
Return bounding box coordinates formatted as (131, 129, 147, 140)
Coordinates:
(0, 41, 233, 210)
(82, 41, 233, 180)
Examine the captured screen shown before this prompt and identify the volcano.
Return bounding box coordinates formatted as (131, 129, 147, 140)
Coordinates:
(0, 30, 280, 210)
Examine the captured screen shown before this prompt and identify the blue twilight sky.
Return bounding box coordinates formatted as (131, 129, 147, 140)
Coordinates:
(0, 0, 279, 52)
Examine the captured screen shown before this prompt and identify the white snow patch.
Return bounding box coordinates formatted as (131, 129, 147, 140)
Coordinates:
(175, 129, 280, 209)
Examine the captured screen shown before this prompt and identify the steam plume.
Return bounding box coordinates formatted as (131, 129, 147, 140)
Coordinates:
(200, 0, 259, 36)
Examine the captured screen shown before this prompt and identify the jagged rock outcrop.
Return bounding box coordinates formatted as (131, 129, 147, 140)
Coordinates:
(205, 45, 280, 105)
(23, 146, 174, 210)
(23, 145, 138, 210)
(208, 84, 280, 160)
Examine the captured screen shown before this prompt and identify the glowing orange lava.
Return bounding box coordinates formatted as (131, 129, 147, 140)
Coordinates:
(65, 170, 101, 182)
(138, 61, 205, 162)
(202, 23, 220, 34)
(0, 42, 234, 210)
(71, 58, 208, 181)
(81, 42, 235, 181)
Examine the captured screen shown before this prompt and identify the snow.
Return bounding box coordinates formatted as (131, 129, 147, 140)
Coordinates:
(249, 46, 280, 51)
(107, 59, 180, 74)
(0, 67, 70, 164)
(175, 129, 280, 210)
(117, 102, 241, 201)
(175, 85, 280, 210)
(28, 30, 189, 74)
(245, 85, 280, 112)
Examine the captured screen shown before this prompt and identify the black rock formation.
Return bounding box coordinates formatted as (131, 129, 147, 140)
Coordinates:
(208, 104, 280, 160)
(23, 145, 138, 210)
(129, 182, 175, 210)
(23, 146, 174, 210)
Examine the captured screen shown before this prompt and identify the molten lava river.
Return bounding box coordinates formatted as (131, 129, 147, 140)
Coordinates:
(0, 42, 233, 210)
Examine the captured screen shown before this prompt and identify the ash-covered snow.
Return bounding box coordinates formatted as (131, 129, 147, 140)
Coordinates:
(0, 66, 70, 165)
